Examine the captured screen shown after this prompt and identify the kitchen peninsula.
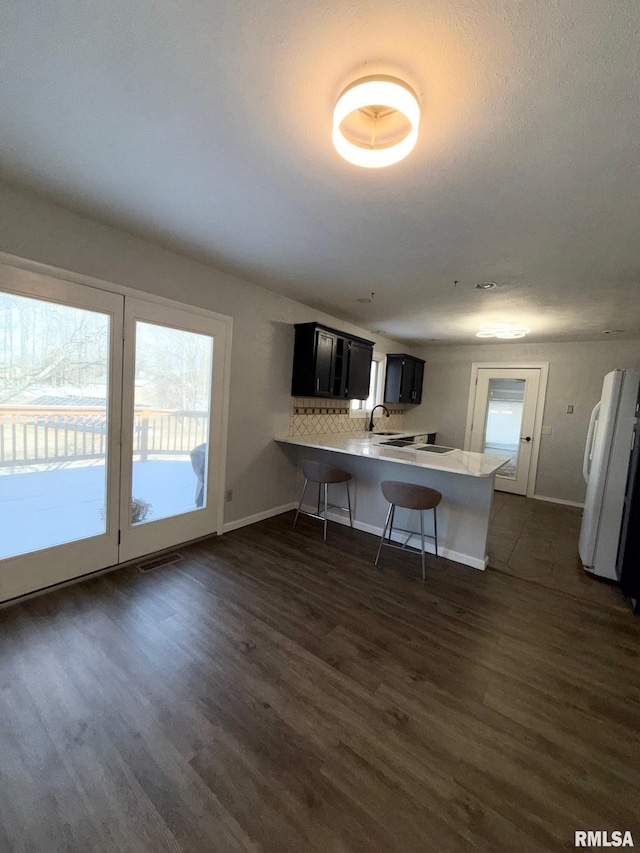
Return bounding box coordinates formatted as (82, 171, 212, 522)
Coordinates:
(277, 433, 507, 570)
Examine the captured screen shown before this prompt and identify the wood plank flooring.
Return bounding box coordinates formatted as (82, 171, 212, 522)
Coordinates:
(1, 495, 639, 852)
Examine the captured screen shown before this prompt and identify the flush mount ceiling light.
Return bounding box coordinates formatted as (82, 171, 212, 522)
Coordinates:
(475, 282, 498, 290)
(332, 75, 420, 168)
(476, 323, 531, 339)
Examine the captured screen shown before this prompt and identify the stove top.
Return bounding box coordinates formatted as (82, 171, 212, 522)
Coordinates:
(413, 445, 456, 454)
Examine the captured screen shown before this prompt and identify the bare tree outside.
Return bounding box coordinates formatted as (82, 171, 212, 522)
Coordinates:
(133, 322, 213, 411)
(1, 297, 213, 411)
(0, 293, 108, 405)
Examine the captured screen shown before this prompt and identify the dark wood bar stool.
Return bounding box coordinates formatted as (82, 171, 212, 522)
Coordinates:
(293, 460, 354, 540)
(375, 480, 442, 579)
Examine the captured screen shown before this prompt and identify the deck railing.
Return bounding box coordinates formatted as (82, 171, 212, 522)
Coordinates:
(0, 406, 208, 466)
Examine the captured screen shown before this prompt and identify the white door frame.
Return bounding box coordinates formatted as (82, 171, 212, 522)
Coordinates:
(0, 254, 232, 597)
(0, 253, 232, 542)
(463, 362, 549, 498)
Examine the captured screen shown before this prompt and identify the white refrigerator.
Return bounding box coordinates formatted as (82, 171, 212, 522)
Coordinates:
(579, 369, 640, 580)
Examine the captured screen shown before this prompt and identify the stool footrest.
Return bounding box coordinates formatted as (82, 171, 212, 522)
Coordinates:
(382, 524, 436, 545)
(298, 504, 351, 522)
(380, 540, 435, 558)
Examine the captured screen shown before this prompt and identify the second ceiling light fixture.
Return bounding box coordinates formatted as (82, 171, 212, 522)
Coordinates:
(476, 323, 532, 339)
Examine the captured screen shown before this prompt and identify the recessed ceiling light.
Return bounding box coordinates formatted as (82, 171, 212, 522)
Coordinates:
(357, 297, 372, 303)
(475, 282, 498, 290)
(333, 75, 420, 168)
(602, 329, 624, 334)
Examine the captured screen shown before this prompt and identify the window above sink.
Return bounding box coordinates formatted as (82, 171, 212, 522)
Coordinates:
(350, 354, 385, 418)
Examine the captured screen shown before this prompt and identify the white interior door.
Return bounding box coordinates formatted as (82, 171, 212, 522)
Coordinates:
(118, 298, 229, 562)
(0, 267, 123, 602)
(469, 368, 541, 495)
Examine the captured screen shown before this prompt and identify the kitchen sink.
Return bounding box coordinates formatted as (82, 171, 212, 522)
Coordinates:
(373, 431, 403, 436)
(379, 439, 416, 447)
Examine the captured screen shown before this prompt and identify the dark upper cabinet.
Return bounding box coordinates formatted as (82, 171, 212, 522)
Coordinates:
(384, 354, 425, 404)
(346, 339, 374, 399)
(291, 323, 374, 399)
(314, 327, 337, 396)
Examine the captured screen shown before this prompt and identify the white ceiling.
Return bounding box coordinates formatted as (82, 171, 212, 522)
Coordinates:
(1, 0, 639, 345)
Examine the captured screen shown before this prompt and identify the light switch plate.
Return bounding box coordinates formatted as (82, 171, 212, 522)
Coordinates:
(542, 426, 552, 435)
(566, 405, 574, 414)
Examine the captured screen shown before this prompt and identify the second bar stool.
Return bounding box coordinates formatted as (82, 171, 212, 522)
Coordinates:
(293, 460, 353, 541)
(375, 480, 442, 580)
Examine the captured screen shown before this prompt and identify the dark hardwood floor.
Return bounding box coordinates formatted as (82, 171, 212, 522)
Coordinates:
(1, 495, 639, 852)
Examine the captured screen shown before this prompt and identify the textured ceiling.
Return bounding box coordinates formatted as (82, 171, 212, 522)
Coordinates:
(1, 0, 639, 345)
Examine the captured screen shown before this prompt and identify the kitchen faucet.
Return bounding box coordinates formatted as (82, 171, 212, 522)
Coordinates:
(368, 404, 390, 432)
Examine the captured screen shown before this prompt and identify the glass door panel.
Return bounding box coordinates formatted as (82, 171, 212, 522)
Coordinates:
(0, 266, 122, 603)
(119, 298, 229, 563)
(0, 293, 111, 557)
(482, 378, 525, 479)
(131, 321, 213, 524)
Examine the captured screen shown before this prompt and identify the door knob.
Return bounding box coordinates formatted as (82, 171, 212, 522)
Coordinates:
(520, 436, 532, 442)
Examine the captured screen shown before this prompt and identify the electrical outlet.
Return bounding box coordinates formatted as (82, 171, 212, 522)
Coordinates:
(541, 425, 552, 435)
(225, 489, 233, 502)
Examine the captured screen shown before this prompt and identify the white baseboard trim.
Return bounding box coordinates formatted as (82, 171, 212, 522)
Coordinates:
(533, 494, 585, 509)
(223, 502, 298, 534)
(300, 503, 487, 571)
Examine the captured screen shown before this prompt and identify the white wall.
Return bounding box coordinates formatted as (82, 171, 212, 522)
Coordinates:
(0, 181, 407, 527)
(405, 340, 640, 504)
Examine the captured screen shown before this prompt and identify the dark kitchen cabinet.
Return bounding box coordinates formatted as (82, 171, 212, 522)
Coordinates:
(313, 327, 337, 396)
(291, 323, 374, 399)
(384, 354, 425, 404)
(346, 339, 374, 399)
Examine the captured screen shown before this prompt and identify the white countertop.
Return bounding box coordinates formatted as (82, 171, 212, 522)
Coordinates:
(276, 432, 507, 478)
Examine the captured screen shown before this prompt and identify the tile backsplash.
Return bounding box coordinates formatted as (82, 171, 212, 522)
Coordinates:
(290, 397, 406, 436)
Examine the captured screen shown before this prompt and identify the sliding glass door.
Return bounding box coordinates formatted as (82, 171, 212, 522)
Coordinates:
(0, 266, 229, 602)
